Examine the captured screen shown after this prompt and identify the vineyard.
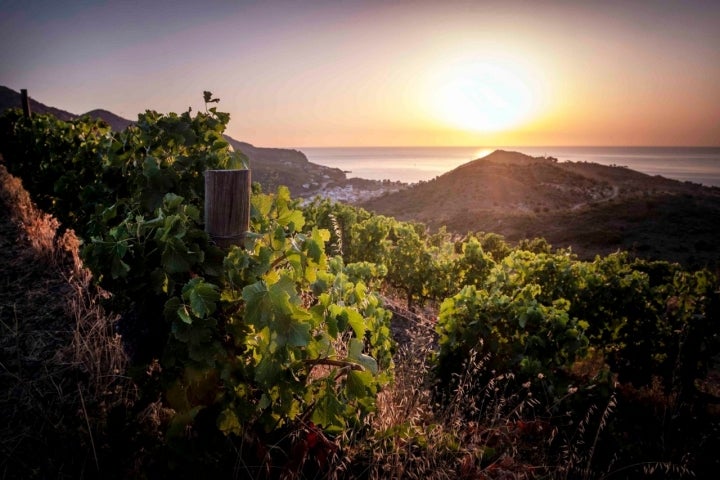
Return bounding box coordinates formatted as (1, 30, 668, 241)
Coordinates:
(1, 98, 719, 479)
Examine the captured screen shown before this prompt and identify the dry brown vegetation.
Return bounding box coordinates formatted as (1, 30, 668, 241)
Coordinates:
(0, 164, 131, 478)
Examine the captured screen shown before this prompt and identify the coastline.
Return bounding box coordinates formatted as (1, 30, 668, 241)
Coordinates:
(301, 146, 720, 187)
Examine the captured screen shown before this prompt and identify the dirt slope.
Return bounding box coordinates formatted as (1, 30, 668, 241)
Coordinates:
(0, 165, 129, 479)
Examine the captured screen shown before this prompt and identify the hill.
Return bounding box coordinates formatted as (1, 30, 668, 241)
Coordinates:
(0, 85, 134, 127)
(361, 150, 720, 267)
(0, 86, 397, 198)
(0, 85, 76, 121)
(224, 136, 349, 197)
(82, 108, 134, 131)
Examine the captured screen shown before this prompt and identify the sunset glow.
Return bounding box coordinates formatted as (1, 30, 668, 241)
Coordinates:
(0, 0, 718, 147)
(432, 62, 536, 132)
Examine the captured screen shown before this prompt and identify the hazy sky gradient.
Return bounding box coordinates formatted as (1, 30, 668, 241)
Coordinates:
(1, 0, 719, 147)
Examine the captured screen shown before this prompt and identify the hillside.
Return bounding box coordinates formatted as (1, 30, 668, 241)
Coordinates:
(0, 85, 76, 121)
(0, 86, 399, 199)
(361, 150, 720, 267)
(0, 85, 135, 126)
(82, 108, 134, 131)
(224, 136, 347, 196)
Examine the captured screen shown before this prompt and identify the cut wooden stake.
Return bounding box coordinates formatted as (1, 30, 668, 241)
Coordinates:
(204, 169, 251, 249)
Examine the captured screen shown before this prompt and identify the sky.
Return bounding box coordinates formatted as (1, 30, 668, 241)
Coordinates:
(1, 0, 719, 147)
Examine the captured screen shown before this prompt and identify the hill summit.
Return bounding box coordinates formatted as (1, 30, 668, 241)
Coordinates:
(361, 149, 720, 266)
(362, 149, 612, 218)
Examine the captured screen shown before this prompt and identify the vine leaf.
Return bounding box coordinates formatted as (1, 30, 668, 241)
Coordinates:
(226, 150, 249, 170)
(183, 278, 220, 318)
(203, 90, 220, 104)
(346, 370, 375, 400)
(312, 389, 345, 432)
(345, 308, 366, 338)
(177, 304, 192, 324)
(217, 408, 242, 435)
(242, 280, 272, 326)
(111, 255, 131, 279)
(162, 237, 194, 273)
(279, 307, 312, 347)
(348, 338, 378, 374)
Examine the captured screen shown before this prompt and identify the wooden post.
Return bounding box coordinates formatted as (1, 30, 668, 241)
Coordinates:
(204, 169, 251, 249)
(20, 89, 32, 118)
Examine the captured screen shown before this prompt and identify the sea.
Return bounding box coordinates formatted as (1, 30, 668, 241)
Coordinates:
(300, 147, 720, 188)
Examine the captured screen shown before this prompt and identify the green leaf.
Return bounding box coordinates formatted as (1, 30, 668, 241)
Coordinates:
(307, 334, 333, 358)
(258, 394, 271, 410)
(311, 391, 345, 432)
(162, 237, 193, 273)
(251, 275, 297, 317)
(110, 255, 130, 279)
(348, 338, 378, 374)
(346, 370, 375, 400)
(345, 308, 366, 338)
(142, 156, 160, 179)
(163, 192, 185, 211)
(306, 227, 328, 263)
(254, 355, 282, 387)
(227, 151, 249, 170)
(203, 91, 220, 104)
(278, 208, 305, 232)
(242, 281, 272, 327)
(282, 312, 312, 347)
(252, 194, 273, 218)
(177, 304, 192, 324)
(164, 297, 182, 322)
(315, 303, 338, 338)
(160, 214, 186, 240)
(183, 278, 220, 318)
(185, 204, 201, 223)
(217, 408, 242, 436)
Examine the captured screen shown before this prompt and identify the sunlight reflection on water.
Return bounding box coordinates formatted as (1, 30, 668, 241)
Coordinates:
(301, 147, 720, 187)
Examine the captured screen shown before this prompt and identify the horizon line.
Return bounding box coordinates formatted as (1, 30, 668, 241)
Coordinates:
(284, 145, 720, 150)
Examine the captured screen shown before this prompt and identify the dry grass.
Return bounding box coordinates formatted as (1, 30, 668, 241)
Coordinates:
(0, 164, 132, 479)
(0, 163, 58, 260)
(328, 302, 553, 480)
(0, 165, 130, 396)
(62, 258, 131, 402)
(328, 301, 700, 480)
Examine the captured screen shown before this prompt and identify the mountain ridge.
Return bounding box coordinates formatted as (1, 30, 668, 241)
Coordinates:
(0, 86, 364, 197)
(0, 86, 76, 121)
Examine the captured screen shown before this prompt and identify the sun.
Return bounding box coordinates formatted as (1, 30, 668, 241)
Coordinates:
(433, 62, 535, 132)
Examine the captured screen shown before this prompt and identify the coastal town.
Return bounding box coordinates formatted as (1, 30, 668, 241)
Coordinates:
(301, 177, 407, 204)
